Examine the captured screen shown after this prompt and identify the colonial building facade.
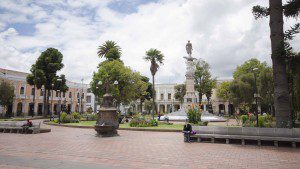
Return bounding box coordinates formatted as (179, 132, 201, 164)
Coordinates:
(0, 68, 89, 117)
(133, 81, 233, 115)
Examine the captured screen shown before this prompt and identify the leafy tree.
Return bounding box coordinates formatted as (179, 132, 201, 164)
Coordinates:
(193, 59, 216, 104)
(252, 0, 300, 127)
(0, 81, 14, 117)
(226, 59, 274, 114)
(139, 76, 152, 113)
(216, 81, 232, 102)
(144, 100, 153, 114)
(174, 84, 186, 105)
(144, 48, 164, 119)
(91, 60, 148, 107)
(27, 48, 64, 117)
(97, 40, 121, 60)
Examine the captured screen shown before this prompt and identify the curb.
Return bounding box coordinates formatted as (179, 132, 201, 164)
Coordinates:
(43, 122, 182, 132)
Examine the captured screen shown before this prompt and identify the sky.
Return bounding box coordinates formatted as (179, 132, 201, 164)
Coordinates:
(0, 0, 299, 84)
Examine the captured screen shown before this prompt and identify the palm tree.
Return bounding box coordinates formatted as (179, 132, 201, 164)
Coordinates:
(144, 49, 164, 119)
(97, 40, 121, 60)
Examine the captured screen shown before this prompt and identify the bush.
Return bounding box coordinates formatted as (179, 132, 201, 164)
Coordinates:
(72, 112, 81, 120)
(241, 115, 248, 124)
(129, 114, 158, 127)
(60, 112, 80, 123)
(187, 109, 201, 124)
(82, 113, 97, 121)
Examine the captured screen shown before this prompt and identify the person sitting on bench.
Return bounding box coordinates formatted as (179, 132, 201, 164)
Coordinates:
(183, 120, 192, 142)
(22, 119, 33, 134)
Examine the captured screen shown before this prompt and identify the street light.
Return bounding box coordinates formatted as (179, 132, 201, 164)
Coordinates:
(253, 67, 259, 127)
(56, 78, 62, 123)
(50, 83, 54, 121)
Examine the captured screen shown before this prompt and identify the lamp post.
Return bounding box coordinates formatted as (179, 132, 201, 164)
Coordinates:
(80, 78, 84, 114)
(57, 89, 61, 124)
(50, 83, 54, 121)
(56, 78, 62, 123)
(253, 67, 259, 127)
(32, 68, 36, 117)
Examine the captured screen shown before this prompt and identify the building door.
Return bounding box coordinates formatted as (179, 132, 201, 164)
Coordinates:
(17, 102, 23, 116)
(28, 103, 34, 116)
(38, 103, 43, 115)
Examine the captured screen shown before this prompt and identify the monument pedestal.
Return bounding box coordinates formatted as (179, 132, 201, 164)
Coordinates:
(94, 93, 119, 137)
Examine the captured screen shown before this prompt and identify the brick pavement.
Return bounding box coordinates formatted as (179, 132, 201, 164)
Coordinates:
(0, 122, 300, 169)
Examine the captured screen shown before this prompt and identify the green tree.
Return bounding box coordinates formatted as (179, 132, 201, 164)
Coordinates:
(194, 59, 216, 104)
(97, 40, 121, 60)
(91, 60, 148, 107)
(252, 0, 300, 127)
(0, 81, 14, 117)
(144, 100, 153, 114)
(139, 76, 152, 113)
(228, 59, 274, 114)
(216, 81, 232, 102)
(174, 84, 186, 105)
(27, 48, 64, 117)
(144, 48, 164, 119)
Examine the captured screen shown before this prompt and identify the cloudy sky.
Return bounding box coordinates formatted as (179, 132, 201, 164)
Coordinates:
(0, 0, 299, 84)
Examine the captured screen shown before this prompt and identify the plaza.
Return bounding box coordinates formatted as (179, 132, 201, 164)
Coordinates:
(0, 1, 300, 169)
(0, 122, 300, 169)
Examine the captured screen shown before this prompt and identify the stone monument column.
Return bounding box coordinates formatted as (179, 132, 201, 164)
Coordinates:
(183, 41, 198, 109)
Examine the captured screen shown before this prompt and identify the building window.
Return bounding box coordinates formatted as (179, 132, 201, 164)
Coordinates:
(40, 89, 44, 96)
(86, 96, 91, 103)
(82, 93, 84, 99)
(160, 94, 164, 100)
(63, 92, 66, 98)
(31, 88, 35, 96)
(77, 93, 80, 98)
(49, 91, 51, 97)
(56, 91, 59, 97)
(20, 87, 25, 95)
(87, 88, 91, 93)
(168, 93, 171, 100)
(69, 92, 72, 98)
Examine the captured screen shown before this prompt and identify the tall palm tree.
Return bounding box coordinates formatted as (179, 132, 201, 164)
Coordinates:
(97, 40, 121, 60)
(144, 49, 164, 119)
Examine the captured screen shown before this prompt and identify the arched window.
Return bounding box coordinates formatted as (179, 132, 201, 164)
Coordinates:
(69, 92, 72, 98)
(31, 88, 35, 96)
(20, 87, 25, 95)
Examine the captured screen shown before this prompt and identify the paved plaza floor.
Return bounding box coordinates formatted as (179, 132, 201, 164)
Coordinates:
(0, 122, 300, 169)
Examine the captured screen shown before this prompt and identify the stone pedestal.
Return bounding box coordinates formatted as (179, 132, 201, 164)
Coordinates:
(183, 56, 197, 109)
(95, 93, 119, 137)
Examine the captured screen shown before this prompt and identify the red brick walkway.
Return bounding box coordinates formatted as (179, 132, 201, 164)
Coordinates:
(0, 123, 300, 169)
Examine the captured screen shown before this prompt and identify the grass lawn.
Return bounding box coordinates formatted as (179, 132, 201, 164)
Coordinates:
(51, 121, 184, 130)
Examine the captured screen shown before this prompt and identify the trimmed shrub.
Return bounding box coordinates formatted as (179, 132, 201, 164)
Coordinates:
(129, 114, 158, 127)
(241, 115, 248, 124)
(187, 109, 201, 124)
(72, 112, 81, 120)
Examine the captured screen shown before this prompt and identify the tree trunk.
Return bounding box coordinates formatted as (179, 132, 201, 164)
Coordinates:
(152, 75, 155, 120)
(140, 100, 143, 113)
(269, 0, 291, 128)
(43, 87, 47, 117)
(198, 92, 202, 104)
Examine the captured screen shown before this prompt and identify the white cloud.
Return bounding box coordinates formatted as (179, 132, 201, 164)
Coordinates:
(0, 0, 299, 85)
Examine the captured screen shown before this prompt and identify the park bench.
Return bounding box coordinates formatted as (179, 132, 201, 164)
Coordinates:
(0, 121, 41, 134)
(188, 126, 300, 148)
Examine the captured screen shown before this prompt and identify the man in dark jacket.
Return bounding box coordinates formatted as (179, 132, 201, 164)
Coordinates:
(183, 120, 192, 142)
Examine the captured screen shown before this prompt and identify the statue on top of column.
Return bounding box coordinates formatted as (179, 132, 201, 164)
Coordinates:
(186, 40, 192, 56)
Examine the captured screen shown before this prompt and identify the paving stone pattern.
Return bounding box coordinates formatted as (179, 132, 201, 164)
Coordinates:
(0, 121, 300, 169)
